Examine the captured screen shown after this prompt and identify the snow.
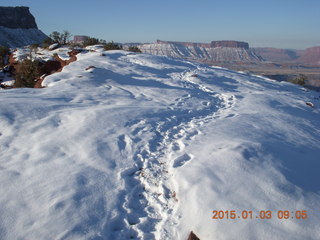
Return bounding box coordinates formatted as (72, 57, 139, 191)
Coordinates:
(48, 43, 59, 50)
(0, 26, 47, 48)
(13, 46, 73, 62)
(0, 50, 319, 240)
(0, 69, 14, 87)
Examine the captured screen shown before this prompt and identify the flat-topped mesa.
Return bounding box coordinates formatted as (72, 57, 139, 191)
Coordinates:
(210, 41, 249, 49)
(0, 6, 38, 29)
(141, 40, 261, 63)
(156, 40, 250, 49)
(156, 40, 211, 48)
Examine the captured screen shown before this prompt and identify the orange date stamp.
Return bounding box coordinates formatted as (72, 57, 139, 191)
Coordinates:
(212, 210, 308, 220)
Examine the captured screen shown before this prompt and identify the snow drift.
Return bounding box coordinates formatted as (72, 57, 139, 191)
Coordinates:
(0, 48, 319, 240)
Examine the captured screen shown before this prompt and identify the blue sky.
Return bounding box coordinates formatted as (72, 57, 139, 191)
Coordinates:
(1, 0, 319, 49)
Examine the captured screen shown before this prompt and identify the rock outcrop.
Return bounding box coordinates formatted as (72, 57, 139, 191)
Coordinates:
(0, 6, 47, 47)
(0, 7, 38, 29)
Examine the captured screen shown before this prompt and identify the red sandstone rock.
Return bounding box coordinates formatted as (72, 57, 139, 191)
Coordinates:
(187, 231, 200, 240)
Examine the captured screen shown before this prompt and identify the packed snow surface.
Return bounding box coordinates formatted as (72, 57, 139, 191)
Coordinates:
(0, 49, 319, 240)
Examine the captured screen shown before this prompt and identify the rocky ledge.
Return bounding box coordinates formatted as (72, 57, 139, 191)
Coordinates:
(0, 6, 38, 29)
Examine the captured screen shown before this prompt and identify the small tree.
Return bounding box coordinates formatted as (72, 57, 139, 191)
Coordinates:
(49, 31, 61, 44)
(49, 30, 72, 45)
(83, 37, 99, 47)
(288, 74, 307, 86)
(14, 59, 42, 88)
(42, 37, 54, 47)
(82, 37, 107, 47)
(104, 41, 122, 51)
(61, 30, 72, 45)
(128, 46, 142, 53)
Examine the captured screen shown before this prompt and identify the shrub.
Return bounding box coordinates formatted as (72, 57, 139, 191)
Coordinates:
(42, 37, 54, 48)
(83, 37, 100, 47)
(288, 74, 307, 86)
(49, 30, 72, 45)
(30, 43, 39, 49)
(103, 41, 122, 51)
(0, 46, 10, 67)
(128, 46, 142, 53)
(14, 59, 42, 88)
(82, 37, 107, 47)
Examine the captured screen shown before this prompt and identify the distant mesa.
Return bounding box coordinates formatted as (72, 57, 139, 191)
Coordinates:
(0, 6, 47, 48)
(254, 46, 320, 66)
(298, 46, 320, 65)
(156, 40, 249, 49)
(138, 40, 320, 67)
(210, 40, 249, 49)
(73, 35, 89, 44)
(139, 40, 261, 63)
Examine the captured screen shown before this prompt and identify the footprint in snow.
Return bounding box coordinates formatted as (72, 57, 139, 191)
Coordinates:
(202, 101, 210, 106)
(171, 140, 185, 152)
(225, 113, 236, 118)
(173, 153, 193, 168)
(117, 134, 126, 151)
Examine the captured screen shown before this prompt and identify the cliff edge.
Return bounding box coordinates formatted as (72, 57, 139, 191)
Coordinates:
(0, 7, 38, 29)
(0, 6, 47, 47)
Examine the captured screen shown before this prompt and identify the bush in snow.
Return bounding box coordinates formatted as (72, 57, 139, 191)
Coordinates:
(128, 46, 142, 53)
(49, 30, 72, 45)
(0, 46, 10, 68)
(82, 37, 106, 47)
(288, 74, 307, 86)
(103, 41, 123, 51)
(42, 37, 54, 48)
(13, 59, 42, 88)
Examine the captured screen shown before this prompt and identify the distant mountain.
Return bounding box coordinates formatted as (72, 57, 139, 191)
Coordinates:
(138, 40, 263, 63)
(254, 47, 320, 66)
(0, 6, 47, 48)
(298, 46, 320, 66)
(254, 48, 301, 62)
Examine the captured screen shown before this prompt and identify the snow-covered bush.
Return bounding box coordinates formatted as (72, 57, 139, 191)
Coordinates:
(103, 41, 122, 51)
(288, 74, 307, 86)
(128, 46, 142, 53)
(82, 37, 106, 47)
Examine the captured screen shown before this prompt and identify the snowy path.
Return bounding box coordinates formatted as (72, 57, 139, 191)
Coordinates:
(106, 65, 237, 239)
(0, 50, 319, 240)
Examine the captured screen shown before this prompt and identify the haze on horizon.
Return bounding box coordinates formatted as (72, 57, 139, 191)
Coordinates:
(1, 0, 319, 49)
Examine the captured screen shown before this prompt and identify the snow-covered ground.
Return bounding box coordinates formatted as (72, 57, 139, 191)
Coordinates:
(0, 49, 319, 240)
(13, 45, 73, 62)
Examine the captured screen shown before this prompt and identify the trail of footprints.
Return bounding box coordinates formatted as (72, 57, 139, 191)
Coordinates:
(109, 68, 237, 239)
